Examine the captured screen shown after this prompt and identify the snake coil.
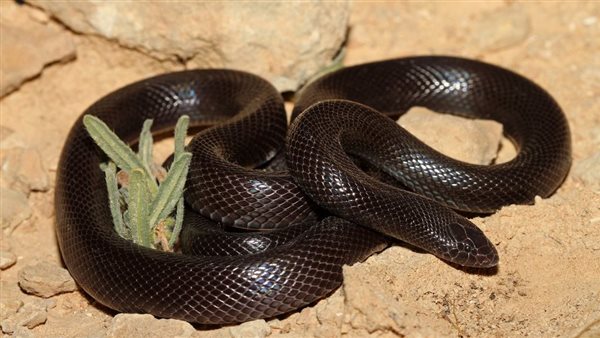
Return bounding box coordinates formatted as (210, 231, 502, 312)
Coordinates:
(55, 56, 571, 324)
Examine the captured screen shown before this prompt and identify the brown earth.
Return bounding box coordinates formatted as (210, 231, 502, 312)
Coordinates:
(1, 2, 599, 337)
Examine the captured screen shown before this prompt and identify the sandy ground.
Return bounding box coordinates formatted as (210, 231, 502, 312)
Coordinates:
(1, 2, 599, 337)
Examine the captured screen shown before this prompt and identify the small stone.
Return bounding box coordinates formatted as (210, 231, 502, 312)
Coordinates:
(1, 147, 50, 193)
(0, 250, 17, 270)
(18, 262, 77, 298)
(0, 300, 50, 334)
(0, 188, 32, 230)
(398, 107, 503, 165)
(107, 313, 196, 338)
(229, 319, 271, 338)
(470, 6, 530, 52)
(573, 151, 600, 192)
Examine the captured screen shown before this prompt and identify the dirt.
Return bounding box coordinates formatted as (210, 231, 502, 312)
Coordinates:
(1, 2, 599, 337)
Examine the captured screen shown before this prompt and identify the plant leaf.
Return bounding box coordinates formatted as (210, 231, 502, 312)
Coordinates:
(138, 119, 155, 179)
(146, 152, 191, 232)
(168, 197, 185, 249)
(84, 115, 159, 195)
(174, 115, 190, 162)
(102, 162, 128, 239)
(128, 168, 152, 247)
(83, 115, 146, 172)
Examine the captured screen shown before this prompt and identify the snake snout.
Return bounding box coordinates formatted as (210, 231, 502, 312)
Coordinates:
(445, 220, 499, 268)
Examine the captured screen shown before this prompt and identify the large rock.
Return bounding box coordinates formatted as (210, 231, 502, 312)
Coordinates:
(398, 107, 504, 165)
(0, 2, 75, 97)
(27, 2, 350, 91)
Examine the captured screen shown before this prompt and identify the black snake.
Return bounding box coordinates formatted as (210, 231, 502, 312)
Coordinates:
(55, 56, 571, 324)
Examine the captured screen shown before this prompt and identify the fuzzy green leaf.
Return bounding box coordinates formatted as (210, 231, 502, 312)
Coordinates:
(138, 119, 155, 178)
(84, 115, 158, 194)
(83, 115, 146, 172)
(168, 197, 185, 249)
(174, 115, 190, 162)
(146, 152, 191, 232)
(128, 168, 152, 247)
(102, 162, 128, 239)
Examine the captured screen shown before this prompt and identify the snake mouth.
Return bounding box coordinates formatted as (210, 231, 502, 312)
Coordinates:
(443, 221, 499, 268)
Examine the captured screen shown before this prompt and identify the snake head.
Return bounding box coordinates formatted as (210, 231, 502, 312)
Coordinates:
(439, 219, 499, 268)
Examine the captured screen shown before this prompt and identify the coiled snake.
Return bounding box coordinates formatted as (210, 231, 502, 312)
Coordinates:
(55, 56, 571, 324)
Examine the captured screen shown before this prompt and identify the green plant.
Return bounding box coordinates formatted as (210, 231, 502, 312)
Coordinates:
(83, 115, 191, 251)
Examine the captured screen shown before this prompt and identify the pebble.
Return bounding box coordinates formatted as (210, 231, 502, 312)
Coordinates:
(18, 261, 77, 298)
(0, 299, 54, 334)
(0, 250, 17, 270)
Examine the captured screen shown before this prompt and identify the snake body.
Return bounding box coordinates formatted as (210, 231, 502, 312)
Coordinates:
(55, 56, 571, 324)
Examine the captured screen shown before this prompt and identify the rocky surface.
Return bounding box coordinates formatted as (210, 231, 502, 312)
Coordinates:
(1, 299, 54, 334)
(0, 187, 32, 230)
(0, 1, 599, 337)
(1, 147, 50, 194)
(0, 3, 75, 97)
(106, 314, 197, 338)
(27, 1, 349, 92)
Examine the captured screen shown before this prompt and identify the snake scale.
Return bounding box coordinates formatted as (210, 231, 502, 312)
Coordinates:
(55, 56, 571, 324)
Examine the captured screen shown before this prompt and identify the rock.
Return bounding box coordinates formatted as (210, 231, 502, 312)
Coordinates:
(469, 5, 530, 52)
(0, 2, 76, 97)
(0, 250, 17, 270)
(18, 261, 77, 298)
(573, 151, 600, 192)
(107, 313, 196, 338)
(0, 299, 54, 334)
(229, 319, 271, 338)
(0, 188, 32, 230)
(27, 1, 349, 91)
(0, 281, 24, 322)
(12, 326, 35, 338)
(1, 147, 50, 194)
(397, 107, 503, 165)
